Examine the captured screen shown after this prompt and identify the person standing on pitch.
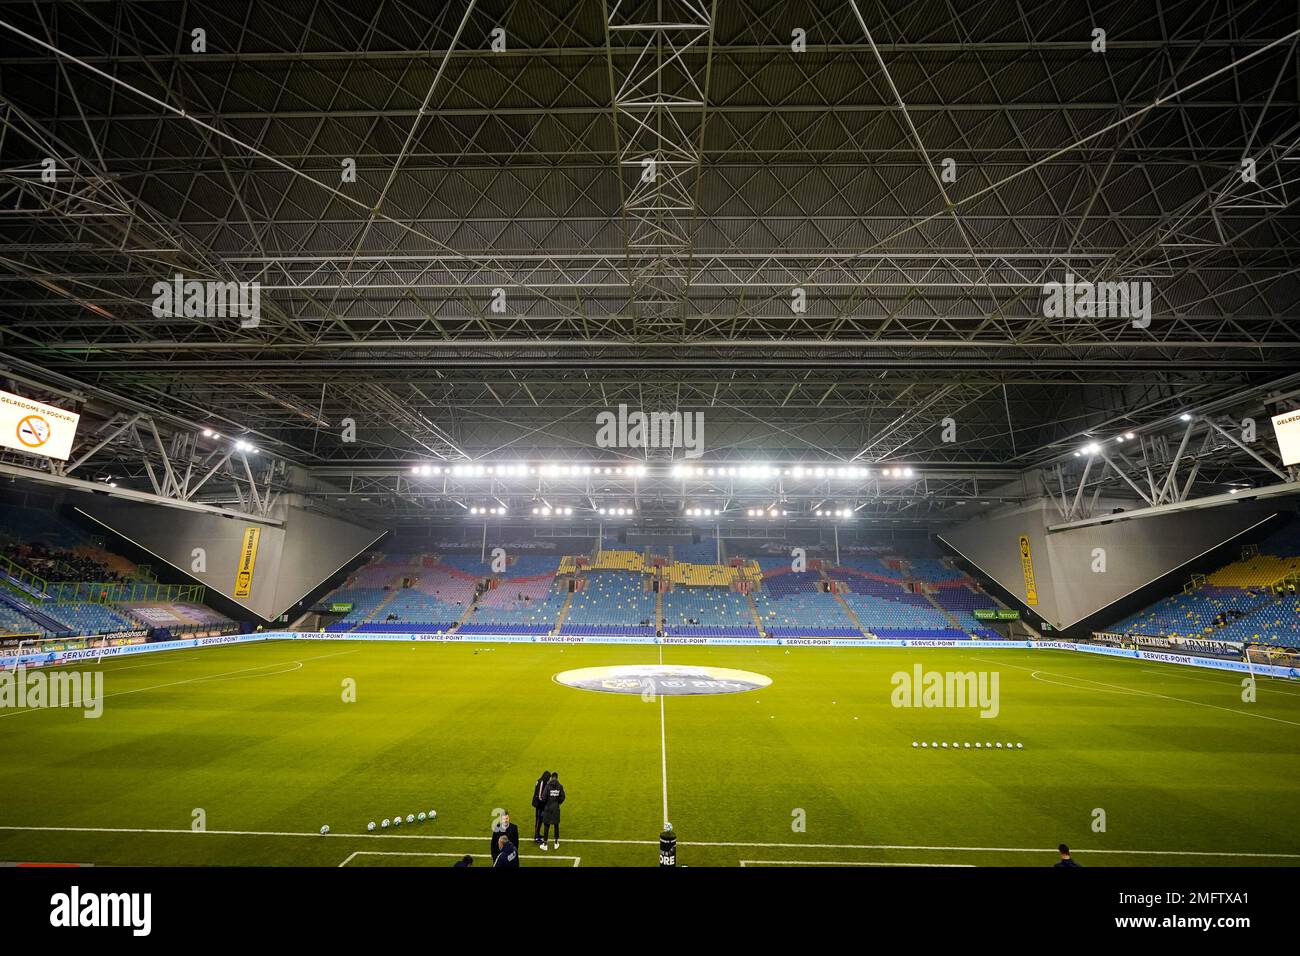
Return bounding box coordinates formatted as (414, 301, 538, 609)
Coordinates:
(493, 834, 519, 868)
(540, 772, 566, 851)
(531, 770, 552, 846)
(490, 810, 521, 863)
(1053, 844, 1081, 867)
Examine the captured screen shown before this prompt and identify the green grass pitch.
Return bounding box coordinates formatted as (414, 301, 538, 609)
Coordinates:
(1, 639, 1297, 867)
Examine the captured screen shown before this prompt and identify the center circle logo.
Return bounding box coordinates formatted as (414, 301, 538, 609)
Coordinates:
(554, 664, 772, 696)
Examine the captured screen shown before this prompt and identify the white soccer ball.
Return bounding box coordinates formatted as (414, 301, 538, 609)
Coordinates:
(406, 814, 415, 824)
(911, 741, 918, 748)
(996, 742, 1003, 748)
(381, 818, 390, 829)
(428, 810, 437, 821)
(963, 742, 970, 748)
(320, 825, 330, 835)
(921, 742, 928, 748)
(418, 812, 427, 822)
(941, 742, 948, 748)
(975, 742, 981, 748)
(392, 815, 401, 827)
(367, 821, 376, 832)
(1016, 742, 1023, 749)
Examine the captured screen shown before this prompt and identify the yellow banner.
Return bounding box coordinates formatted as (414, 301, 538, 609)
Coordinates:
(234, 527, 261, 598)
(1018, 534, 1038, 606)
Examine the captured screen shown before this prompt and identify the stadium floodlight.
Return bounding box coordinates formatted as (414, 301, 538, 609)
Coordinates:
(1124, 432, 1135, 440)
(1180, 413, 1192, 421)
(1083, 443, 1100, 455)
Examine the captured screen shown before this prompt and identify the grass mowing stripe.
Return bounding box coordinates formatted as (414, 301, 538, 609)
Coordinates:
(2, 825, 1297, 859)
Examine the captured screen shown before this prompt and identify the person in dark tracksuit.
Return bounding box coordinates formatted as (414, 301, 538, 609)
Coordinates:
(452, 855, 473, 867)
(1053, 844, 1080, 867)
(531, 771, 552, 846)
(493, 834, 519, 868)
(539, 773, 565, 850)
(490, 811, 521, 863)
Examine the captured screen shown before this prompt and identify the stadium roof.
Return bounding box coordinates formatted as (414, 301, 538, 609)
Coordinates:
(1, 0, 1297, 524)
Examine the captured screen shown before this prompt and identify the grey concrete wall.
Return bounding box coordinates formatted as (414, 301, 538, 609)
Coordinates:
(76, 499, 382, 621)
(938, 498, 1279, 629)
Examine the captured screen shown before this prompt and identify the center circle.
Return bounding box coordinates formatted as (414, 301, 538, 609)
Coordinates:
(554, 664, 772, 696)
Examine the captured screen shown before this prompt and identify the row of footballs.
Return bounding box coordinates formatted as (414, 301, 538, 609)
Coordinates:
(914, 741, 1023, 749)
(319, 811, 439, 834)
(368, 811, 437, 831)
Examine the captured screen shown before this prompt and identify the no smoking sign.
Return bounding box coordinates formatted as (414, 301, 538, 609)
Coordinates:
(16, 414, 51, 448)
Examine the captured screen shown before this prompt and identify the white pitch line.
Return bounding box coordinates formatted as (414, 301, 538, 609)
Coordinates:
(0, 650, 356, 719)
(1, 825, 1296, 859)
(973, 656, 1300, 728)
(340, 850, 580, 867)
(659, 688, 669, 828)
(657, 638, 669, 829)
(1138, 667, 1300, 698)
(191, 661, 304, 682)
(740, 860, 974, 867)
